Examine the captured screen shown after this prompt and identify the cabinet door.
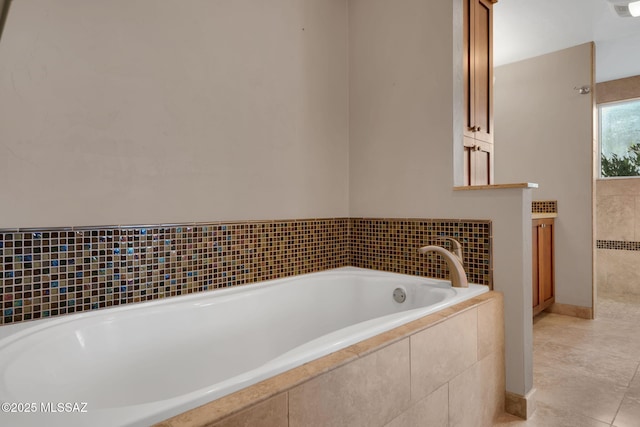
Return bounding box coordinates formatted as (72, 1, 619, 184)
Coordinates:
(463, 137, 492, 186)
(532, 221, 540, 310)
(463, 0, 495, 186)
(538, 220, 554, 304)
(472, 0, 494, 144)
(532, 218, 555, 316)
(463, 0, 474, 141)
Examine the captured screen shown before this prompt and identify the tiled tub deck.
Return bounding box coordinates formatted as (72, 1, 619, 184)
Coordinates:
(156, 292, 505, 427)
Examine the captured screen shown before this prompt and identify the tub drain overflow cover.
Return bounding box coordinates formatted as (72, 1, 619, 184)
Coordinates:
(393, 287, 406, 303)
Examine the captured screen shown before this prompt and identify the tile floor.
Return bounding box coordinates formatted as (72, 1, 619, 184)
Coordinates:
(496, 294, 640, 427)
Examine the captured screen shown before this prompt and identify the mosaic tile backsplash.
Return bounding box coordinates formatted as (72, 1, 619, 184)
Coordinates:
(532, 200, 557, 214)
(531, 200, 558, 213)
(350, 218, 492, 287)
(1, 218, 492, 325)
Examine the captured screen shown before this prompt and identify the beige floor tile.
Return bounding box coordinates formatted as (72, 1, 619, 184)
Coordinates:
(614, 393, 640, 427)
(533, 365, 626, 424)
(500, 295, 640, 426)
(532, 314, 640, 362)
(495, 401, 612, 427)
(598, 294, 640, 324)
(614, 366, 640, 427)
(533, 340, 638, 386)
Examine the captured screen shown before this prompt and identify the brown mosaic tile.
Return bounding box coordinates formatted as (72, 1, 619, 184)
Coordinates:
(1, 217, 491, 325)
(597, 240, 640, 251)
(349, 218, 492, 288)
(1, 220, 350, 325)
(532, 200, 557, 214)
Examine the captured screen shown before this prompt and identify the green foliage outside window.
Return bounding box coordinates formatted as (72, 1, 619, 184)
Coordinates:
(601, 143, 640, 177)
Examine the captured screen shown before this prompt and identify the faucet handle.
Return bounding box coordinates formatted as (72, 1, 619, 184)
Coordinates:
(433, 237, 463, 263)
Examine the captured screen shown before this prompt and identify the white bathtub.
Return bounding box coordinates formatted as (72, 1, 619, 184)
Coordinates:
(0, 267, 488, 427)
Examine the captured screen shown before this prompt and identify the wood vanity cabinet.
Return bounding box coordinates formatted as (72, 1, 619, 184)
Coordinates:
(463, 0, 496, 186)
(532, 218, 555, 316)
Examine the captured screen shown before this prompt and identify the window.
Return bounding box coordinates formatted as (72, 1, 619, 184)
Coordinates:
(599, 98, 640, 178)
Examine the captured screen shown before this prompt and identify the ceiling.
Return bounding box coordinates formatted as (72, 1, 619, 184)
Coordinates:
(494, 0, 640, 81)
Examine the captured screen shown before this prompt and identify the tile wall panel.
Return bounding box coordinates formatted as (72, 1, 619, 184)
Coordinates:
(350, 218, 492, 288)
(596, 240, 640, 251)
(1, 219, 349, 325)
(1, 217, 492, 325)
(532, 201, 557, 214)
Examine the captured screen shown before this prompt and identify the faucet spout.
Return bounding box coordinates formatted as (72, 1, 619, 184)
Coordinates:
(418, 245, 469, 288)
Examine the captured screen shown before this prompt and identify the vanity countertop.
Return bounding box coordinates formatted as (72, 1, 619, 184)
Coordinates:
(453, 182, 539, 191)
(532, 212, 558, 220)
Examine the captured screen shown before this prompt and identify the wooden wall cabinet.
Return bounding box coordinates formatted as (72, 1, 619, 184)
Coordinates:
(532, 218, 555, 316)
(463, 0, 496, 186)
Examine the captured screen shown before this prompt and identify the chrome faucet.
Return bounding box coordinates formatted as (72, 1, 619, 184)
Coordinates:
(418, 237, 468, 288)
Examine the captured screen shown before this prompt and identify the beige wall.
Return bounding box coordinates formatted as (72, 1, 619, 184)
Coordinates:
(0, 0, 349, 227)
(494, 43, 595, 310)
(349, 0, 534, 398)
(596, 179, 640, 296)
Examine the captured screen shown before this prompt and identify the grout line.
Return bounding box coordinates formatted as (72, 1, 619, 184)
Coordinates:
(446, 381, 450, 426)
(611, 361, 640, 425)
(408, 336, 413, 404)
(286, 391, 290, 427)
